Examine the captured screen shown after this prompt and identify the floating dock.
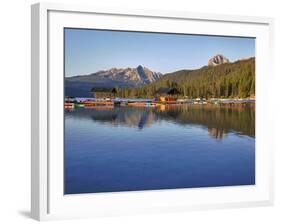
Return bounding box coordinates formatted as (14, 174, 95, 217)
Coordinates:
(65, 98, 255, 109)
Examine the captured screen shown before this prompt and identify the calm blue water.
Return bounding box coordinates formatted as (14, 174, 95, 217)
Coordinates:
(65, 104, 255, 194)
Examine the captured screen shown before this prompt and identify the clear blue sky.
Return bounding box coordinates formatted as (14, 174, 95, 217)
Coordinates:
(65, 28, 255, 77)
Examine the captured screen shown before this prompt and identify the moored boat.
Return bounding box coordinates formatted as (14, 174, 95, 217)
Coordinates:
(64, 102, 75, 109)
(84, 101, 114, 108)
(84, 101, 114, 106)
(75, 103, 85, 108)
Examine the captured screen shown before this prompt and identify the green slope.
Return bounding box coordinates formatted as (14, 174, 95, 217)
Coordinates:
(115, 58, 255, 99)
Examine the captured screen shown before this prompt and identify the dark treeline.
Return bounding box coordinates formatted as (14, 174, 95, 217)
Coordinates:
(114, 58, 255, 99)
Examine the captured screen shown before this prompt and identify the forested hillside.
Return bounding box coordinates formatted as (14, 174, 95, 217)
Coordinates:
(115, 58, 255, 99)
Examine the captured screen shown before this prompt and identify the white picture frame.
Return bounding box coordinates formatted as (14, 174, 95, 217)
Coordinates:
(31, 2, 274, 221)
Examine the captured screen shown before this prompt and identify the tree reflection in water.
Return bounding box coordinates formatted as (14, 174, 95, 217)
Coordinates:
(65, 103, 255, 139)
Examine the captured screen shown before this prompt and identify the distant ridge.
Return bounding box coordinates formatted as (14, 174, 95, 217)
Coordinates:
(65, 65, 162, 97)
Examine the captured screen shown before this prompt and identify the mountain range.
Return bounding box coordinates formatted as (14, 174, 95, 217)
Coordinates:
(65, 65, 162, 97)
(65, 55, 254, 98)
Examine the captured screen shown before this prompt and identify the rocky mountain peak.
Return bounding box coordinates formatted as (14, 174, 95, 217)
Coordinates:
(208, 54, 230, 66)
(66, 65, 163, 92)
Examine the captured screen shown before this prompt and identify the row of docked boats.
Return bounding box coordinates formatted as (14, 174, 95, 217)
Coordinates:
(65, 100, 114, 109)
(65, 97, 255, 109)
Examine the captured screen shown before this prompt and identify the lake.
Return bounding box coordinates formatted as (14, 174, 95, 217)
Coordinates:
(64, 103, 255, 194)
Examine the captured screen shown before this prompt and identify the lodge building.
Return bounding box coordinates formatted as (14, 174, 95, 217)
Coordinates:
(155, 87, 181, 102)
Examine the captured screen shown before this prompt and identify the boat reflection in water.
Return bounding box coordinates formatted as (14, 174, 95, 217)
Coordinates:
(65, 103, 255, 194)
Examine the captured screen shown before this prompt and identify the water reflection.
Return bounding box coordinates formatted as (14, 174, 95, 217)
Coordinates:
(65, 103, 255, 139)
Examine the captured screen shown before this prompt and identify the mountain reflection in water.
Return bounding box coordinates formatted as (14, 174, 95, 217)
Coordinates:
(65, 104, 255, 139)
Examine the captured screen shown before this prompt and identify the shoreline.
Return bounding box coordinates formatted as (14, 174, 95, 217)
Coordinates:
(64, 97, 255, 109)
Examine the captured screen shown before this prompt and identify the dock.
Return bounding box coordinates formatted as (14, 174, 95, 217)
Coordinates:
(64, 97, 255, 109)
